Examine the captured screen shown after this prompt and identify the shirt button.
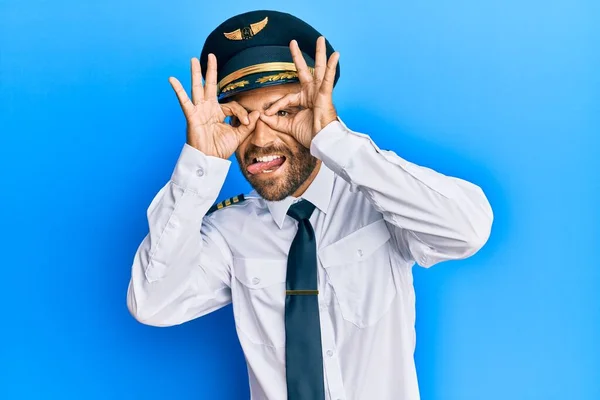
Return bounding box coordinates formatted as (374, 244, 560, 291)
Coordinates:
(196, 167, 204, 177)
(252, 277, 260, 285)
(326, 350, 334, 357)
(357, 249, 363, 257)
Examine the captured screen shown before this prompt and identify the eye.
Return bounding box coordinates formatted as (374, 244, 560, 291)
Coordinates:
(229, 116, 240, 127)
(276, 110, 289, 117)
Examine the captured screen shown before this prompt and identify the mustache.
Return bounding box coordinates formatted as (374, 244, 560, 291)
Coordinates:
(244, 144, 292, 164)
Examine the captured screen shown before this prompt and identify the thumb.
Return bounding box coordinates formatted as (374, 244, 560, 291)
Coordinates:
(259, 113, 293, 134)
(234, 110, 260, 140)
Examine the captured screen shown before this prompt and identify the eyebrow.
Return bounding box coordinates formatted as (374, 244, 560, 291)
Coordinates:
(242, 101, 277, 112)
(263, 101, 276, 111)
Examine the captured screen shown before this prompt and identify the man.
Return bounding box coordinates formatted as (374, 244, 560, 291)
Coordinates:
(127, 9, 493, 400)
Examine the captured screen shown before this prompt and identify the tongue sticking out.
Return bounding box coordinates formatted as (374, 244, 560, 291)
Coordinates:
(247, 157, 285, 175)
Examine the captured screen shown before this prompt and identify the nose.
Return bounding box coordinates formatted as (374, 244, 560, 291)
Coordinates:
(249, 118, 278, 148)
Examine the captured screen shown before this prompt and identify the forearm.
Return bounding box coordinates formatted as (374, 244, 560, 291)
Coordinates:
(127, 144, 233, 326)
(310, 119, 493, 266)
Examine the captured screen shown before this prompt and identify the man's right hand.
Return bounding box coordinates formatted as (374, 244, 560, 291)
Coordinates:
(168, 54, 259, 159)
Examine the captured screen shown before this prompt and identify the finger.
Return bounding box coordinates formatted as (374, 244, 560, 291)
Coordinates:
(290, 40, 313, 83)
(319, 51, 340, 96)
(204, 53, 218, 99)
(168, 76, 194, 117)
(221, 101, 250, 125)
(191, 58, 204, 104)
(234, 110, 260, 141)
(259, 113, 293, 134)
(264, 92, 300, 116)
(314, 36, 327, 82)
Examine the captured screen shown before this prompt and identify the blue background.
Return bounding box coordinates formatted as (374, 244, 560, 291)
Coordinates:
(1, 0, 598, 399)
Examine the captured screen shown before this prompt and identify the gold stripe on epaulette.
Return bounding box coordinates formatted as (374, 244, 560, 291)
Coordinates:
(217, 203, 224, 210)
(232, 196, 239, 203)
(224, 198, 232, 206)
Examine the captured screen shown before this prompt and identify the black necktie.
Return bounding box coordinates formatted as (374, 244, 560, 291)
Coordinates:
(285, 199, 325, 400)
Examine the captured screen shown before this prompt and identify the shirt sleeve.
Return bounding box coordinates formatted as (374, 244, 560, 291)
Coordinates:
(126, 143, 234, 326)
(310, 119, 494, 267)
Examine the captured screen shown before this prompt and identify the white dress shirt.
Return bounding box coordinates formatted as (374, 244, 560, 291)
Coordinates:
(127, 119, 493, 400)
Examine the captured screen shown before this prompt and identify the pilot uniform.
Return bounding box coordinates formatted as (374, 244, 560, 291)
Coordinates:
(127, 9, 493, 400)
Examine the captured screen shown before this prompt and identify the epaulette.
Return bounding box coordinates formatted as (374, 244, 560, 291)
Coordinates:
(206, 194, 246, 215)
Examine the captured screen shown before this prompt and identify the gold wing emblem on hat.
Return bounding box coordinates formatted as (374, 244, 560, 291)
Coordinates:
(250, 17, 269, 34)
(224, 17, 268, 40)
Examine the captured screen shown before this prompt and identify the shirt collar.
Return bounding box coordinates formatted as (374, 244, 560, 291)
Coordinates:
(256, 162, 334, 229)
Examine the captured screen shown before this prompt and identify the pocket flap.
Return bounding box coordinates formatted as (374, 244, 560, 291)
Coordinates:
(319, 218, 391, 268)
(233, 258, 287, 288)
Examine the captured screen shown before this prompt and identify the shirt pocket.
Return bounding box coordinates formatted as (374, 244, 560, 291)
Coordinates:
(318, 218, 396, 328)
(231, 257, 287, 348)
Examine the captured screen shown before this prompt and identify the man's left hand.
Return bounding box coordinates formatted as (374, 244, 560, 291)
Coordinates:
(259, 36, 340, 148)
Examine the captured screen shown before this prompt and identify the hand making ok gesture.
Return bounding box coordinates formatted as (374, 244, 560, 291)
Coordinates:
(259, 37, 340, 148)
(168, 55, 260, 159)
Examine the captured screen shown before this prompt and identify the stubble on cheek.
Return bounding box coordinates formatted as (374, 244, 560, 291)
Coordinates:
(236, 145, 317, 201)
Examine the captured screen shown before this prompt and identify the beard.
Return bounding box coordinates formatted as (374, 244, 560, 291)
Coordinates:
(236, 141, 317, 202)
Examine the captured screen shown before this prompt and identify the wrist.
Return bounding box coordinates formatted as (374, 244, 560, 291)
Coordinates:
(320, 113, 338, 129)
(186, 138, 229, 160)
(313, 109, 338, 138)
